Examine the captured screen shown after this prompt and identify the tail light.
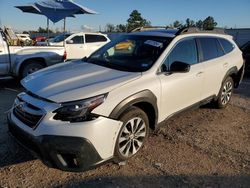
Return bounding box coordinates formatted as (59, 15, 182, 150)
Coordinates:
(63, 50, 67, 61)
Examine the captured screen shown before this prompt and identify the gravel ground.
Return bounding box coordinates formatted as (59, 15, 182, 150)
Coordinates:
(0, 75, 250, 188)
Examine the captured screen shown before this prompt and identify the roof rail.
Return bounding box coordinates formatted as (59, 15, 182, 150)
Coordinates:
(131, 26, 167, 32)
(176, 27, 226, 35)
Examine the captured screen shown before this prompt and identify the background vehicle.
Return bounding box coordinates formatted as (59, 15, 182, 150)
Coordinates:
(48, 33, 72, 45)
(16, 34, 32, 45)
(49, 32, 110, 59)
(0, 28, 66, 78)
(32, 36, 47, 42)
(8, 28, 244, 172)
(240, 41, 250, 71)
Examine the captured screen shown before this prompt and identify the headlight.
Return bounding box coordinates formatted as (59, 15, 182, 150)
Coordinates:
(53, 94, 107, 122)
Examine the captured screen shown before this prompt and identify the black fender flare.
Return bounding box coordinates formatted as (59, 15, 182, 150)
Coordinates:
(222, 65, 245, 88)
(109, 90, 158, 127)
(222, 66, 238, 84)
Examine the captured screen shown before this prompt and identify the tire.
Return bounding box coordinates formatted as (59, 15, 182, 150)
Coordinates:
(20, 61, 45, 79)
(215, 76, 234, 109)
(114, 106, 149, 162)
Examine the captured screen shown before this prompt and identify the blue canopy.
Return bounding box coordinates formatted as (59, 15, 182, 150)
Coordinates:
(16, 0, 97, 23)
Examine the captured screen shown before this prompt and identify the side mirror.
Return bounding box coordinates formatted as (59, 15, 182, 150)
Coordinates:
(66, 40, 73, 44)
(82, 56, 88, 62)
(170, 61, 190, 73)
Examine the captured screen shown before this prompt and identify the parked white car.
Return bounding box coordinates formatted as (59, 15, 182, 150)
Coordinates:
(16, 34, 32, 42)
(8, 28, 244, 172)
(49, 32, 110, 59)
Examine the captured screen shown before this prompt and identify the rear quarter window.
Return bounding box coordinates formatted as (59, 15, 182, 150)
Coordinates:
(86, 34, 108, 43)
(218, 38, 234, 54)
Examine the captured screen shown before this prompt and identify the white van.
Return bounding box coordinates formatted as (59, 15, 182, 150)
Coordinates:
(49, 32, 110, 59)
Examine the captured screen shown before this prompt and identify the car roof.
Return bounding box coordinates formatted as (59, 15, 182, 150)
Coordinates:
(128, 30, 176, 38)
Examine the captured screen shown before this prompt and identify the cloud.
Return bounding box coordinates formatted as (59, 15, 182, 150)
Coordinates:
(81, 25, 94, 31)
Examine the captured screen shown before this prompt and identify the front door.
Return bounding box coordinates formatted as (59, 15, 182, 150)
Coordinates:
(66, 35, 85, 60)
(158, 38, 204, 121)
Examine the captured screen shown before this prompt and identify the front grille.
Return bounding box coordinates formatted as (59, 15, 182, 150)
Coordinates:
(13, 100, 44, 129)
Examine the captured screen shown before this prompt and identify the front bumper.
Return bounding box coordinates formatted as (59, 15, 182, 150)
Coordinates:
(7, 92, 123, 172)
(8, 113, 107, 172)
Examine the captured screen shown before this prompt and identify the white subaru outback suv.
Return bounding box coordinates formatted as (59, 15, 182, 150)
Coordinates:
(8, 27, 244, 172)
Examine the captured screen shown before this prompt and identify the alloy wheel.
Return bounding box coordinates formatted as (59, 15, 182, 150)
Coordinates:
(118, 117, 146, 158)
(221, 81, 233, 105)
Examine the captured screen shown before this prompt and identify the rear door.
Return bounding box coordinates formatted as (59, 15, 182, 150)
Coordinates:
(158, 38, 204, 120)
(0, 33, 10, 75)
(197, 37, 226, 99)
(84, 34, 109, 57)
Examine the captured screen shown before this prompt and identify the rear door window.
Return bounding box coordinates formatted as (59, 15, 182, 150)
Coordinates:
(219, 38, 234, 53)
(85, 34, 107, 43)
(199, 38, 224, 61)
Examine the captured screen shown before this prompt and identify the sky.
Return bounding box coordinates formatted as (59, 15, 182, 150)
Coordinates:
(0, 0, 250, 32)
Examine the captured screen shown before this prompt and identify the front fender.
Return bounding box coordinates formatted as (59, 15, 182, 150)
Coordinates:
(12, 55, 47, 76)
(109, 89, 158, 122)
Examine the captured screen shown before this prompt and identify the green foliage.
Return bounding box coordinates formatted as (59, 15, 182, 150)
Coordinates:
(105, 11, 218, 33)
(37, 27, 53, 33)
(127, 10, 151, 32)
(167, 20, 183, 28)
(105, 23, 115, 32)
(116, 24, 127, 32)
(185, 18, 195, 27)
(202, 16, 217, 30)
(195, 20, 203, 29)
(167, 16, 218, 30)
(173, 20, 183, 28)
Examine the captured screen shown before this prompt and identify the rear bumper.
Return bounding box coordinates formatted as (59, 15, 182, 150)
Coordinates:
(8, 113, 112, 172)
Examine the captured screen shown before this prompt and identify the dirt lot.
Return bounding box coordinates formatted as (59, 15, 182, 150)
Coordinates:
(0, 76, 250, 188)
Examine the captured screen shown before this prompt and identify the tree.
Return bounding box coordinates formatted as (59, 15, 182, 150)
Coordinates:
(202, 16, 217, 30)
(185, 18, 195, 27)
(37, 27, 53, 33)
(127, 10, 151, 31)
(195, 20, 203, 29)
(173, 20, 183, 28)
(105, 23, 115, 32)
(115, 24, 127, 32)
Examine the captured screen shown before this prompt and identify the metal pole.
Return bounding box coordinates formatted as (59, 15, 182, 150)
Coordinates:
(47, 18, 49, 45)
(47, 18, 49, 37)
(63, 18, 66, 47)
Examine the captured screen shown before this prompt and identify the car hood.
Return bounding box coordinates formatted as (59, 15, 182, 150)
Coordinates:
(21, 61, 141, 103)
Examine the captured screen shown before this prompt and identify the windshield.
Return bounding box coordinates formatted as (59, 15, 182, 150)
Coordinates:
(53, 34, 71, 42)
(86, 35, 172, 72)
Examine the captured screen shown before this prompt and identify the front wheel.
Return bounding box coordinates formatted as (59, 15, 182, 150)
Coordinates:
(20, 62, 45, 78)
(215, 77, 234, 108)
(114, 106, 149, 162)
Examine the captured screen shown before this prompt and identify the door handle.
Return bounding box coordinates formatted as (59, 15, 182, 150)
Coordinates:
(196, 72, 203, 77)
(0, 50, 2, 53)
